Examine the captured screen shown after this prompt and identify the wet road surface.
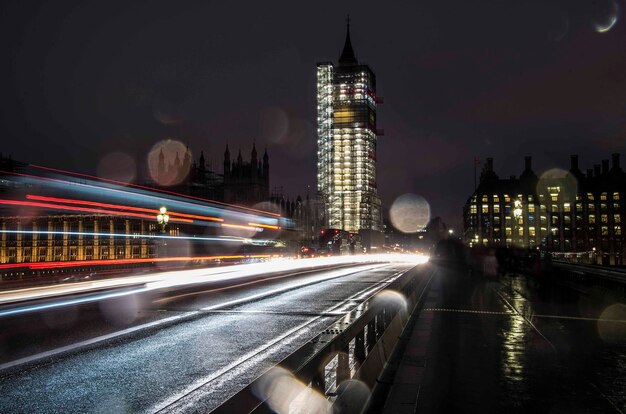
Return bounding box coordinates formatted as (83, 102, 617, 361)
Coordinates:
(413, 267, 626, 413)
(0, 262, 416, 413)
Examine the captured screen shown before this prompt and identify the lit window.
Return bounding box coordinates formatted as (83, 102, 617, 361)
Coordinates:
(589, 215, 596, 224)
(616, 226, 622, 235)
(551, 204, 558, 213)
(482, 205, 489, 214)
(482, 195, 488, 203)
(587, 193, 594, 201)
(494, 205, 501, 213)
(614, 214, 621, 223)
(528, 205, 535, 213)
(504, 195, 511, 202)
(564, 203, 571, 212)
(588, 203, 595, 212)
(601, 214, 608, 224)
(505, 228, 512, 236)
(493, 195, 499, 202)
(601, 226, 608, 236)
(576, 203, 582, 212)
(551, 194, 558, 201)
(470, 204, 477, 214)
(518, 228, 524, 236)
(600, 193, 607, 201)
(613, 192, 620, 201)
(529, 227, 536, 237)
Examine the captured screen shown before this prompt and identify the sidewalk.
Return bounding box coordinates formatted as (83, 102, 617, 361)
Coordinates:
(380, 273, 441, 413)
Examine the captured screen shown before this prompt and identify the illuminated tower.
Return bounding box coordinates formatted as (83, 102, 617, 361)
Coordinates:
(316, 19, 383, 234)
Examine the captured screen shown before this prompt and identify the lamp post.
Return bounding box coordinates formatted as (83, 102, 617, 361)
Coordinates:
(156, 206, 169, 259)
(156, 207, 169, 233)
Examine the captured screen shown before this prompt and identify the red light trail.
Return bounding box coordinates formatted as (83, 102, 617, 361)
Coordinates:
(25, 195, 223, 222)
(0, 199, 193, 223)
(29, 164, 281, 217)
(0, 254, 272, 270)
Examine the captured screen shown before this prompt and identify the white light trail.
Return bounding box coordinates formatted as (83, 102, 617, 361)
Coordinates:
(0, 254, 428, 318)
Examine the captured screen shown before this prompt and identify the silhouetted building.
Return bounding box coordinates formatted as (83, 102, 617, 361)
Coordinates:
(149, 143, 271, 207)
(316, 19, 383, 243)
(463, 154, 626, 265)
(223, 143, 270, 206)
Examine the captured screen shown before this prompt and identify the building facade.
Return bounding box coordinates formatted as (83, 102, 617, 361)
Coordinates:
(0, 214, 159, 265)
(316, 21, 383, 236)
(463, 154, 626, 265)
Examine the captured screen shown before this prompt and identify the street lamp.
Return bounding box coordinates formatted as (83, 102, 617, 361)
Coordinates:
(156, 206, 169, 233)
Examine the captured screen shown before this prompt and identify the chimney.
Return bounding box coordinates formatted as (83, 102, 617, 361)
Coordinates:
(594, 164, 601, 177)
(570, 155, 578, 171)
(486, 157, 493, 172)
(587, 169, 593, 178)
(602, 159, 609, 175)
(612, 153, 621, 171)
(524, 156, 532, 171)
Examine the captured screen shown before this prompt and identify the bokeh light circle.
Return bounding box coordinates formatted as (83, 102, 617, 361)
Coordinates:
(147, 139, 191, 186)
(536, 168, 578, 212)
(389, 193, 431, 233)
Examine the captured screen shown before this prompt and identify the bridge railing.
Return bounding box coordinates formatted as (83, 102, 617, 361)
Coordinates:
(553, 260, 626, 285)
(212, 263, 434, 413)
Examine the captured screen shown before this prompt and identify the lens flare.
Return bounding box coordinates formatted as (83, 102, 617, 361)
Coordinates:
(536, 168, 578, 211)
(389, 193, 431, 233)
(597, 303, 626, 344)
(253, 366, 332, 414)
(147, 139, 191, 186)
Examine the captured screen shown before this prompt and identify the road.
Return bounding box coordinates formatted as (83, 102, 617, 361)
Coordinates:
(0, 260, 420, 413)
(410, 265, 626, 413)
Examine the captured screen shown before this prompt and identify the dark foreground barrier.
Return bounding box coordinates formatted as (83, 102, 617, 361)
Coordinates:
(212, 264, 435, 414)
(553, 260, 626, 287)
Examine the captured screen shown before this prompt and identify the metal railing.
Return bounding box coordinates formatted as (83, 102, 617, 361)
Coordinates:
(212, 264, 434, 413)
(553, 260, 626, 285)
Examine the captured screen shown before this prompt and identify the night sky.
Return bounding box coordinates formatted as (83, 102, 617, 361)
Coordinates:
(2, 0, 626, 230)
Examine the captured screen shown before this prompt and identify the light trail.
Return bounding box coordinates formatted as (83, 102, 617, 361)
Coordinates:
(25, 195, 224, 223)
(0, 230, 272, 245)
(0, 254, 429, 317)
(0, 254, 271, 271)
(29, 164, 281, 217)
(0, 199, 194, 223)
(248, 222, 280, 230)
(1, 169, 283, 227)
(221, 223, 261, 231)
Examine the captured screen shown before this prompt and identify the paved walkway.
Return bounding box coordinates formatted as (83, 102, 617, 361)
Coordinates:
(381, 266, 626, 413)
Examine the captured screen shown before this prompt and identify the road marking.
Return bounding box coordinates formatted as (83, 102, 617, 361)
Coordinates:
(149, 265, 413, 413)
(494, 290, 557, 352)
(589, 380, 624, 414)
(0, 264, 390, 375)
(423, 308, 512, 315)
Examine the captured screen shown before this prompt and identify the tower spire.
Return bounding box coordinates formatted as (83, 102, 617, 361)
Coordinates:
(339, 14, 357, 66)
